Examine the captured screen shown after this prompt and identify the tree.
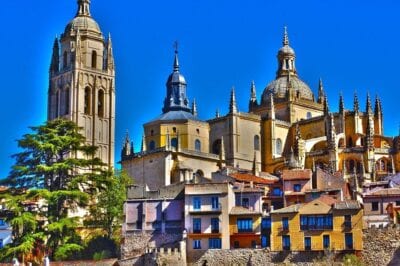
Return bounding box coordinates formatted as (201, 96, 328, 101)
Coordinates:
(86, 170, 132, 239)
(0, 119, 107, 262)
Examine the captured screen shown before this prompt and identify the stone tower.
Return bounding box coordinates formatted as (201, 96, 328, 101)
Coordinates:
(48, 0, 115, 167)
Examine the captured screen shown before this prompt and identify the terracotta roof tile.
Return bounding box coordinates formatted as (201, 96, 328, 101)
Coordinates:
(230, 173, 279, 185)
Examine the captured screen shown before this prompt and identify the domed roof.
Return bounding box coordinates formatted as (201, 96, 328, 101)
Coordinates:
(262, 75, 314, 102)
(278, 45, 295, 55)
(167, 71, 187, 85)
(64, 16, 101, 35)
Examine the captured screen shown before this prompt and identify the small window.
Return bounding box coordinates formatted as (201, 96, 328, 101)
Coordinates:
(234, 241, 239, 248)
(211, 218, 219, 233)
(195, 139, 201, 152)
(149, 140, 155, 151)
(282, 217, 289, 230)
(193, 218, 201, 233)
(91, 50, 97, 68)
(276, 138, 282, 155)
(84, 87, 91, 115)
(193, 197, 201, 210)
(371, 201, 379, 211)
(293, 184, 301, 192)
(98, 89, 104, 117)
(172, 127, 177, 133)
(396, 201, 400, 206)
(237, 218, 253, 232)
(261, 235, 270, 248)
(211, 197, 219, 210)
(193, 239, 201, 249)
(282, 235, 291, 250)
(304, 237, 311, 251)
(323, 235, 330, 249)
(261, 217, 271, 230)
(150, 130, 154, 136)
(254, 135, 260, 151)
(272, 187, 282, 196)
(196, 128, 200, 134)
(306, 112, 312, 119)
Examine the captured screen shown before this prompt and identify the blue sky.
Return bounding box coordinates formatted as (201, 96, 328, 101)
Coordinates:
(1, 0, 399, 178)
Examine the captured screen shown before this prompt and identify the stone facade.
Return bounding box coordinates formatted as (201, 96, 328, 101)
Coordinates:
(48, 0, 115, 167)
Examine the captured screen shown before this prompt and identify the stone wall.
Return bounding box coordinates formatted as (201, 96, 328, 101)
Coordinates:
(121, 232, 182, 259)
(362, 225, 400, 266)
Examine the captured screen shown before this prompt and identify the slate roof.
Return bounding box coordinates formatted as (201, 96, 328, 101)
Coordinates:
(149, 110, 201, 123)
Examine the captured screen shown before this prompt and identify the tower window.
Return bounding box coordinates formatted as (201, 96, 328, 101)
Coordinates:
(195, 139, 201, 152)
(212, 139, 222, 155)
(306, 112, 312, 119)
(98, 89, 104, 117)
(173, 127, 177, 133)
(65, 87, 70, 115)
(84, 87, 91, 115)
(254, 135, 260, 151)
(149, 140, 155, 151)
(56, 90, 61, 117)
(276, 138, 282, 155)
(91, 50, 97, 69)
(63, 51, 68, 69)
(171, 138, 178, 149)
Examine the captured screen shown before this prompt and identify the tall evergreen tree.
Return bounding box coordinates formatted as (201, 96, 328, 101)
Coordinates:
(0, 119, 108, 262)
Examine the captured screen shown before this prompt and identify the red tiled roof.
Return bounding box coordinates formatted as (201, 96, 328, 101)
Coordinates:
(317, 194, 340, 205)
(230, 173, 279, 185)
(282, 169, 312, 180)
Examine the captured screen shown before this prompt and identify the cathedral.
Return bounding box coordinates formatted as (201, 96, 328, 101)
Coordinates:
(47, 0, 115, 167)
(121, 27, 400, 190)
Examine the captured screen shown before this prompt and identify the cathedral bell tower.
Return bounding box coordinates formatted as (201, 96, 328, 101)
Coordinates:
(48, 0, 115, 167)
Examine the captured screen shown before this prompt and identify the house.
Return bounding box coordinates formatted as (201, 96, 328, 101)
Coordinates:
(185, 182, 234, 252)
(270, 196, 363, 252)
(363, 187, 400, 227)
(281, 169, 312, 206)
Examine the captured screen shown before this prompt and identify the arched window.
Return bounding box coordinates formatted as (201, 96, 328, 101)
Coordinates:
(212, 139, 222, 155)
(254, 135, 260, 151)
(98, 89, 104, 117)
(195, 139, 201, 151)
(63, 51, 68, 69)
(306, 112, 312, 119)
(56, 90, 61, 117)
(65, 87, 70, 115)
(149, 140, 155, 150)
(349, 160, 355, 172)
(84, 87, 91, 115)
(91, 50, 97, 68)
(276, 138, 282, 155)
(171, 138, 178, 149)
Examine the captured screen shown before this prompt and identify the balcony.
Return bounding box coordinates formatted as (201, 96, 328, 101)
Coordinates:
(187, 229, 222, 238)
(189, 204, 222, 214)
(277, 226, 289, 233)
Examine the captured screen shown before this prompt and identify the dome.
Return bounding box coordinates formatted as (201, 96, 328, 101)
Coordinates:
(278, 45, 295, 55)
(167, 71, 187, 85)
(262, 75, 314, 102)
(64, 16, 101, 35)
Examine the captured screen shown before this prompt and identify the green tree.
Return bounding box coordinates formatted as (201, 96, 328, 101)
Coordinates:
(86, 170, 132, 239)
(0, 119, 107, 262)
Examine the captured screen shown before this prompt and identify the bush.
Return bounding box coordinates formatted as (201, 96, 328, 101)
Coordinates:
(343, 254, 363, 266)
(93, 250, 111, 261)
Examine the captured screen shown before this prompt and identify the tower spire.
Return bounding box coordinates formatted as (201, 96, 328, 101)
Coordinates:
(374, 95, 382, 117)
(249, 81, 258, 111)
(339, 93, 344, 114)
(353, 92, 359, 114)
(76, 0, 91, 17)
(317, 78, 325, 104)
(173, 41, 180, 72)
(50, 37, 59, 75)
(366, 92, 373, 115)
(229, 87, 238, 113)
(192, 98, 198, 116)
(323, 95, 329, 115)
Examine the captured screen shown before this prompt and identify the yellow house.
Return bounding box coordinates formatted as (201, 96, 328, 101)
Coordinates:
(270, 196, 363, 252)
